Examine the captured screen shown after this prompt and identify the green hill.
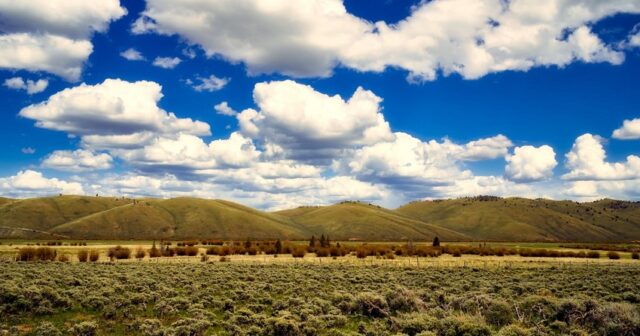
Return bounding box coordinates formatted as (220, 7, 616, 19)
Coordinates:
(278, 201, 468, 241)
(0, 196, 127, 238)
(396, 197, 640, 242)
(0, 195, 639, 241)
(50, 197, 310, 240)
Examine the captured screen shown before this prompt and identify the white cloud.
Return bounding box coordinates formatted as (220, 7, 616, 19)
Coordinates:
(19, 79, 210, 149)
(120, 48, 145, 61)
(455, 135, 512, 161)
(432, 175, 537, 199)
(237, 80, 393, 162)
(152, 56, 181, 69)
(214, 101, 237, 116)
(188, 74, 229, 92)
(612, 118, 640, 140)
(0, 170, 84, 197)
(132, 0, 638, 81)
(3, 76, 48, 94)
(42, 149, 112, 172)
(505, 145, 557, 182)
(0, 0, 125, 80)
(21, 147, 36, 154)
(117, 132, 259, 171)
(563, 133, 640, 181)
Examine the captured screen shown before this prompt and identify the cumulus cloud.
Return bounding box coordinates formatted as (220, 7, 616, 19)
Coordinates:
(563, 133, 640, 181)
(612, 118, 640, 140)
(133, 0, 638, 81)
(152, 56, 181, 69)
(120, 48, 145, 61)
(42, 149, 112, 172)
(237, 80, 393, 162)
(117, 132, 259, 171)
(0, 170, 84, 197)
(188, 75, 229, 92)
(3, 76, 48, 94)
(505, 145, 557, 182)
(19, 79, 210, 149)
(0, 0, 125, 80)
(214, 102, 238, 116)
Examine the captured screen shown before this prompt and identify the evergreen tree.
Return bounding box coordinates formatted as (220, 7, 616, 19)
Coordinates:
(275, 239, 282, 254)
(320, 234, 326, 248)
(309, 235, 316, 247)
(244, 238, 252, 249)
(432, 236, 440, 247)
(326, 235, 331, 247)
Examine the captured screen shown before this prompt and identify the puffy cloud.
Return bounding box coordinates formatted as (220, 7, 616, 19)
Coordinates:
(346, 132, 472, 189)
(0, 170, 84, 197)
(612, 118, 640, 140)
(19, 79, 210, 149)
(432, 175, 538, 199)
(563, 133, 640, 181)
(117, 132, 259, 171)
(237, 80, 393, 162)
(188, 75, 229, 92)
(133, 0, 638, 81)
(0, 0, 125, 80)
(505, 145, 557, 182)
(133, 0, 370, 77)
(120, 48, 145, 61)
(455, 135, 512, 161)
(152, 56, 181, 69)
(0, 34, 92, 80)
(3, 76, 48, 94)
(214, 102, 238, 116)
(42, 149, 112, 172)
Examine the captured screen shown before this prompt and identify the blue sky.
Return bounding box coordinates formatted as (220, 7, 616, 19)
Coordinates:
(0, 0, 639, 209)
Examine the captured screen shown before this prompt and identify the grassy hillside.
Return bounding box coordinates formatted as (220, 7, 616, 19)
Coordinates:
(396, 197, 640, 242)
(281, 201, 468, 241)
(49, 197, 311, 240)
(1, 195, 639, 241)
(0, 196, 126, 238)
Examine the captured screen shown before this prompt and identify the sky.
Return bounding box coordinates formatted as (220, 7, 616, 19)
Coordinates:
(0, 0, 639, 210)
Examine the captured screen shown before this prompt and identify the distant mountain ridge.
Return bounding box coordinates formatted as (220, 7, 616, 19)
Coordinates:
(0, 195, 639, 242)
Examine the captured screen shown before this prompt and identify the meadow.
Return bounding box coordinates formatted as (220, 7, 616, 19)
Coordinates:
(1, 240, 640, 335)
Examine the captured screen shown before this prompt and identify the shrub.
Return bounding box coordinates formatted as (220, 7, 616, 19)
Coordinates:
(484, 300, 514, 327)
(135, 247, 146, 260)
(316, 248, 329, 257)
(58, 254, 70, 263)
(149, 246, 161, 258)
(89, 250, 100, 262)
(33, 321, 62, 336)
(354, 292, 389, 317)
(607, 251, 621, 260)
(69, 321, 98, 336)
(206, 246, 220, 255)
(107, 246, 131, 260)
(586, 251, 600, 259)
(291, 247, 306, 258)
(632, 252, 639, 260)
(78, 249, 89, 262)
(497, 324, 532, 336)
(16, 247, 57, 261)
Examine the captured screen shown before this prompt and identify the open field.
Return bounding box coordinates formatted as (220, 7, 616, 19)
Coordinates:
(1, 260, 640, 336)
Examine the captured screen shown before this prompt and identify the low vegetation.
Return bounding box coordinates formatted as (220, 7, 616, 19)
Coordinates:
(1, 262, 639, 335)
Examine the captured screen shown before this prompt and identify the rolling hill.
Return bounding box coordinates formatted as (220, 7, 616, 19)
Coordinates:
(0, 195, 639, 241)
(396, 197, 640, 242)
(275, 201, 468, 241)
